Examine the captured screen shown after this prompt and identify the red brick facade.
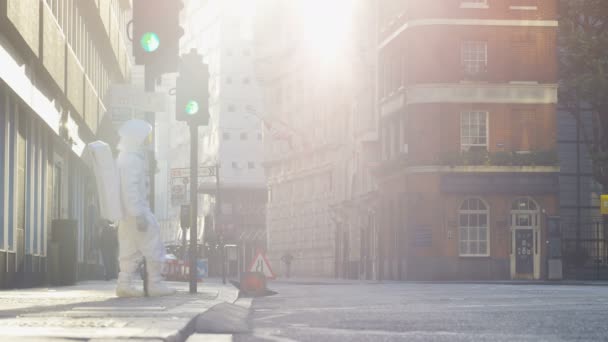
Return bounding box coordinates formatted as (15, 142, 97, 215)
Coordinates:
(375, 0, 559, 280)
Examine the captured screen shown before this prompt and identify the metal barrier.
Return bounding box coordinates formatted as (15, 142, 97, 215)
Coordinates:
(562, 221, 608, 280)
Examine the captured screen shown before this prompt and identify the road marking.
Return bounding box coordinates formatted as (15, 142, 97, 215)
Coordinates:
(251, 328, 298, 342)
(255, 312, 292, 321)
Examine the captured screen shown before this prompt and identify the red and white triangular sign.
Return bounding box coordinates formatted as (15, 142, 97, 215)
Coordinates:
(248, 252, 276, 279)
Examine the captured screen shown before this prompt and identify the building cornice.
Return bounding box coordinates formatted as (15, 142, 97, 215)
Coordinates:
(380, 83, 558, 117)
(372, 163, 560, 182)
(380, 19, 558, 50)
(407, 83, 558, 105)
(406, 165, 560, 174)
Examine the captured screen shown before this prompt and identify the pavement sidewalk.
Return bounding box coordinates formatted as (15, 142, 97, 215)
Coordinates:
(0, 279, 250, 342)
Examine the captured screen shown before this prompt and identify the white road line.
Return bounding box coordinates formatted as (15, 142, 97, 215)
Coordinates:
(251, 328, 299, 342)
(255, 312, 292, 321)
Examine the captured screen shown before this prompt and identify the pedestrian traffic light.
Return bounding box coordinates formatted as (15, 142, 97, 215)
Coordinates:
(176, 49, 210, 125)
(132, 0, 184, 73)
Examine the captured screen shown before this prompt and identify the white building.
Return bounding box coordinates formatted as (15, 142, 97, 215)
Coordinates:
(154, 0, 266, 268)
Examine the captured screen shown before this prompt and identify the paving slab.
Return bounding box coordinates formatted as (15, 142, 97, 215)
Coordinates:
(187, 334, 233, 342)
(0, 279, 242, 341)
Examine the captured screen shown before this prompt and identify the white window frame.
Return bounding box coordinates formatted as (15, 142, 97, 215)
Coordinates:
(460, 111, 488, 151)
(459, 198, 490, 257)
(461, 41, 488, 75)
(460, 0, 489, 9)
(511, 197, 539, 229)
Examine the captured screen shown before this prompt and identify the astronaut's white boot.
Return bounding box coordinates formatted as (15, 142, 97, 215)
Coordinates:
(116, 272, 144, 298)
(147, 262, 176, 297)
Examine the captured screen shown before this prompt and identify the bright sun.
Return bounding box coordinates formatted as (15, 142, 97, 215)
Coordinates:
(297, 0, 356, 62)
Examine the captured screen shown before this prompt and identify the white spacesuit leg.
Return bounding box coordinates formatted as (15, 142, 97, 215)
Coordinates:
(116, 216, 144, 298)
(137, 212, 175, 297)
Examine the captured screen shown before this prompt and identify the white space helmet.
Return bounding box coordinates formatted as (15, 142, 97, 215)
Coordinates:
(117, 119, 153, 151)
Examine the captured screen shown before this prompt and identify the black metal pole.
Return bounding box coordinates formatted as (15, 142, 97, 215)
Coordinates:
(189, 123, 199, 293)
(576, 109, 581, 254)
(182, 183, 189, 261)
(216, 164, 225, 284)
(143, 66, 156, 297)
(597, 222, 601, 280)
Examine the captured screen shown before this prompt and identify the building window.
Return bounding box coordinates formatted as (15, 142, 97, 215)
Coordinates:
(243, 49, 250, 56)
(459, 198, 489, 256)
(228, 105, 236, 112)
(461, 41, 488, 76)
(460, 111, 488, 151)
(246, 104, 254, 112)
(460, 0, 489, 8)
(240, 132, 248, 140)
(511, 197, 539, 227)
(226, 77, 233, 84)
(232, 161, 238, 169)
(243, 78, 250, 85)
(223, 132, 230, 140)
(258, 132, 263, 140)
(248, 162, 255, 169)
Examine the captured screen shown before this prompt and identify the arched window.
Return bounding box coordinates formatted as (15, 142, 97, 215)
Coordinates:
(511, 197, 539, 227)
(511, 197, 537, 211)
(459, 198, 489, 256)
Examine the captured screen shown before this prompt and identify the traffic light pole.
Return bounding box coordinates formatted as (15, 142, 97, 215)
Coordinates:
(189, 122, 199, 294)
(216, 164, 225, 284)
(143, 66, 157, 297)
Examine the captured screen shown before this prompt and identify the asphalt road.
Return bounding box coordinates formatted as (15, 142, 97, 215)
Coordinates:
(236, 281, 608, 342)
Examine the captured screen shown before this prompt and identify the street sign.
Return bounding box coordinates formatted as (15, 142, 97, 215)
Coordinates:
(601, 194, 608, 215)
(109, 84, 168, 113)
(197, 259, 208, 279)
(248, 252, 275, 279)
(171, 184, 185, 205)
(171, 166, 216, 179)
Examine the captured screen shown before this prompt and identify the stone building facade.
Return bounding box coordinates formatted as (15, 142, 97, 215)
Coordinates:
(0, 0, 131, 287)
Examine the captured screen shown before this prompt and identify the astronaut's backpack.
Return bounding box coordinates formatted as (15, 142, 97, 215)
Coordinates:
(83, 141, 123, 222)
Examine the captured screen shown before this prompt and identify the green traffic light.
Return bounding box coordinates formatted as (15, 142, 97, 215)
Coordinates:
(185, 100, 200, 115)
(140, 32, 160, 52)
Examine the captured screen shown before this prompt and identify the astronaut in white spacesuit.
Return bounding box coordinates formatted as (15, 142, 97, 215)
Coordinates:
(115, 119, 175, 297)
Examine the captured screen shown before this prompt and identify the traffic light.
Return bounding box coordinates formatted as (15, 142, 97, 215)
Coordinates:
(133, 0, 184, 73)
(176, 49, 210, 125)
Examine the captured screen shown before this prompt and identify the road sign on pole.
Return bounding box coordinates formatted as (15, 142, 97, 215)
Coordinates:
(170, 167, 216, 179)
(248, 252, 276, 279)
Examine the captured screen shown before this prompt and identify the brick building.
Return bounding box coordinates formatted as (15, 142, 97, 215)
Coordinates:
(374, 0, 559, 280)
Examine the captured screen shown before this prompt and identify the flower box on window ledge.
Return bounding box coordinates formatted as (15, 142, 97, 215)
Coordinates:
(462, 64, 488, 82)
(439, 149, 558, 167)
